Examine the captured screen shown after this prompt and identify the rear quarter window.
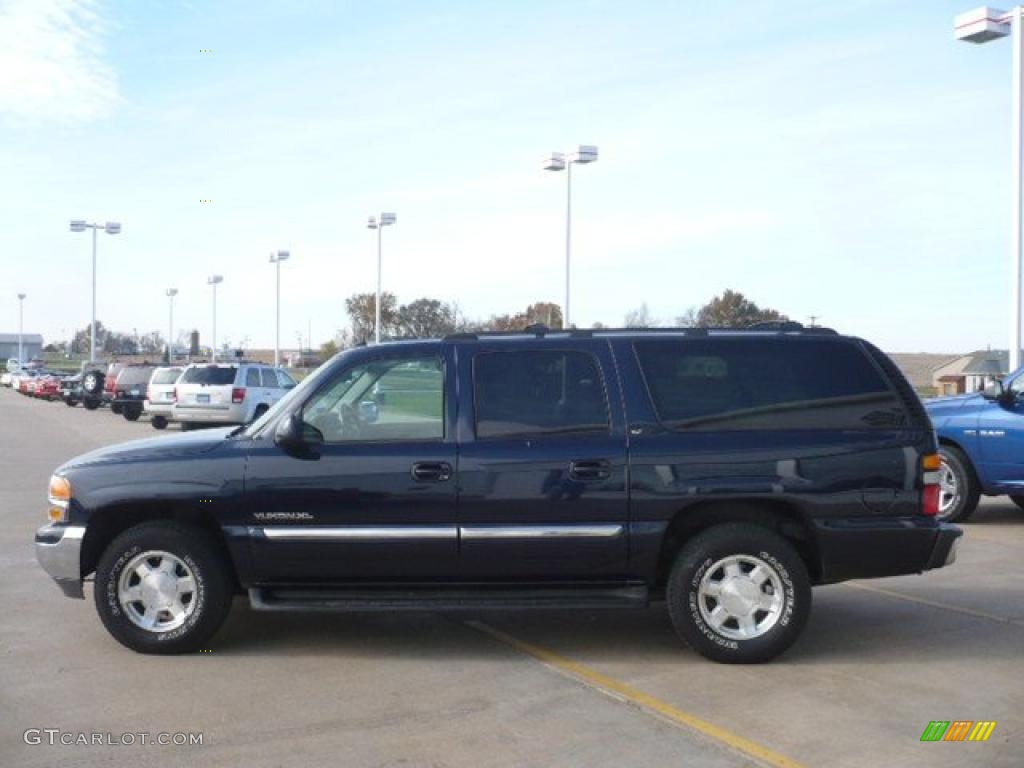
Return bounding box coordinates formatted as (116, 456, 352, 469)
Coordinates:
(634, 337, 907, 430)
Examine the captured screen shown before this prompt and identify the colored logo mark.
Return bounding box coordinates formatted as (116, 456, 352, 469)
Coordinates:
(920, 721, 996, 742)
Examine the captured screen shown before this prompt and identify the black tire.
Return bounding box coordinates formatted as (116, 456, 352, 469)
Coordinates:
(111, 403, 123, 415)
(123, 404, 142, 421)
(64, 398, 76, 407)
(666, 523, 811, 664)
(151, 415, 168, 430)
(83, 398, 100, 411)
(251, 404, 269, 422)
(937, 446, 980, 523)
(94, 521, 233, 654)
(82, 371, 104, 396)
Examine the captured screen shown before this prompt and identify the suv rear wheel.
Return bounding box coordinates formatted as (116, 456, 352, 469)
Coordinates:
(94, 521, 233, 654)
(937, 446, 980, 523)
(666, 523, 811, 663)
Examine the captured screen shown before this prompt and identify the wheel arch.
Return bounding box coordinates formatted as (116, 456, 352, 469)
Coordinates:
(654, 499, 822, 587)
(937, 435, 983, 488)
(80, 502, 241, 591)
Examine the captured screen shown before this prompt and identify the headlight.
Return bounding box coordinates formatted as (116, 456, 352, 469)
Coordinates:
(47, 475, 71, 523)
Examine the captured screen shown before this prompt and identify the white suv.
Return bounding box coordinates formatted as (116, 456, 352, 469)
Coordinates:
(144, 366, 183, 430)
(171, 362, 296, 428)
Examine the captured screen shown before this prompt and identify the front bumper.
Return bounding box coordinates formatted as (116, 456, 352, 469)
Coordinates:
(814, 517, 963, 584)
(35, 524, 86, 599)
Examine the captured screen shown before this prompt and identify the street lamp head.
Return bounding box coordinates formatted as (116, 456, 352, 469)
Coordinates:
(574, 145, 599, 164)
(18, 293, 26, 300)
(544, 152, 566, 172)
(166, 288, 178, 297)
(208, 275, 223, 285)
(104, 221, 121, 234)
(69, 220, 86, 232)
(379, 212, 397, 226)
(955, 7, 1010, 43)
(269, 249, 290, 263)
(367, 216, 378, 229)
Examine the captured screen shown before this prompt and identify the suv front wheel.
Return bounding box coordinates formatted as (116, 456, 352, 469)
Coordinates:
(94, 521, 233, 654)
(666, 523, 811, 663)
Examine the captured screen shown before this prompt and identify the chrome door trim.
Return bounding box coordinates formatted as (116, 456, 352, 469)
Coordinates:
(257, 525, 457, 541)
(460, 524, 624, 540)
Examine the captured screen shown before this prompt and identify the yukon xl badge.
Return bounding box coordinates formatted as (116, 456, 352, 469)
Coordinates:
(253, 512, 314, 521)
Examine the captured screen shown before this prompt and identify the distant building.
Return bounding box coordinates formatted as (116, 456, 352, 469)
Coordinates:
(932, 350, 1019, 395)
(0, 333, 43, 362)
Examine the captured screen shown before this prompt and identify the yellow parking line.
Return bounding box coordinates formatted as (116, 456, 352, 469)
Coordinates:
(466, 620, 806, 768)
(844, 582, 1024, 626)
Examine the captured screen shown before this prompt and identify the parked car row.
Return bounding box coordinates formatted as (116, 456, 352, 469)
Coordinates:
(5, 358, 297, 430)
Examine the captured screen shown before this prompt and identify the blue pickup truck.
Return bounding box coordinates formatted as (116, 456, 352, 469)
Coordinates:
(927, 374, 1024, 521)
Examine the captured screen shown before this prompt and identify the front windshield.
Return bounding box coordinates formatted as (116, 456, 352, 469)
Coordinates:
(241, 354, 342, 437)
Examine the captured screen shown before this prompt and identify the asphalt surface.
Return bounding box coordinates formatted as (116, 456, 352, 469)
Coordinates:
(1, 387, 1021, 767)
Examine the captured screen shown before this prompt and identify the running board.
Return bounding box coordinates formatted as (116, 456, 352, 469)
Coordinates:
(249, 585, 649, 612)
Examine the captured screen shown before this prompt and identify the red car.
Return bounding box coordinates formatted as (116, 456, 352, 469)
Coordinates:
(34, 375, 61, 400)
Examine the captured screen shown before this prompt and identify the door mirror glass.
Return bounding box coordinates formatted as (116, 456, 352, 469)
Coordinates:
(274, 412, 323, 457)
(358, 400, 380, 423)
(982, 381, 1002, 400)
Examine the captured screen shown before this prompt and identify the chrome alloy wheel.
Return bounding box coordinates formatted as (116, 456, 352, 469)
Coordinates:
(118, 551, 197, 633)
(697, 554, 785, 641)
(938, 459, 959, 519)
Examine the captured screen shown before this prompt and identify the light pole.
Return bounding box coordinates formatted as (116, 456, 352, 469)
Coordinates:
(956, 7, 1024, 369)
(544, 145, 598, 329)
(367, 213, 397, 344)
(166, 289, 178, 361)
(269, 250, 290, 366)
(17, 293, 26, 363)
(70, 219, 120, 362)
(207, 275, 223, 361)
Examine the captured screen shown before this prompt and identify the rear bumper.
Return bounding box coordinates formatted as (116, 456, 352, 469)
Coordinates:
(813, 517, 963, 584)
(172, 404, 244, 423)
(144, 400, 173, 415)
(34, 524, 86, 599)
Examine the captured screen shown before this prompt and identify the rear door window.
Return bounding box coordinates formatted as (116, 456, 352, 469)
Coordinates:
(260, 368, 279, 388)
(246, 368, 261, 386)
(633, 338, 906, 430)
(182, 366, 238, 386)
(473, 350, 609, 439)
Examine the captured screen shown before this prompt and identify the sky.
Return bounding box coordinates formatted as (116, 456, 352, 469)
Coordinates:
(0, 0, 1018, 353)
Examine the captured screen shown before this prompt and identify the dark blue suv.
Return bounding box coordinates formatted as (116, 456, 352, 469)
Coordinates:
(927, 373, 1024, 522)
(35, 327, 961, 663)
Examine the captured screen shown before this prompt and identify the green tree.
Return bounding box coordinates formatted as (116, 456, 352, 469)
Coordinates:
(694, 290, 787, 328)
(345, 292, 398, 342)
(395, 298, 457, 338)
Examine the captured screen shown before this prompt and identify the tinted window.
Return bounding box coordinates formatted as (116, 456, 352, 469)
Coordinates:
(260, 368, 279, 388)
(151, 368, 182, 385)
(303, 355, 444, 442)
(276, 370, 296, 389)
(246, 368, 261, 386)
(181, 366, 238, 385)
(117, 367, 155, 386)
(634, 338, 905, 430)
(474, 350, 609, 439)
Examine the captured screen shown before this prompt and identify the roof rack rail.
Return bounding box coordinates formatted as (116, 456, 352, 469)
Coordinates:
(442, 324, 837, 341)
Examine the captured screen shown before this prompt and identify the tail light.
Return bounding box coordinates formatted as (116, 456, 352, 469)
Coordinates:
(172, 387, 178, 403)
(232, 387, 246, 404)
(921, 453, 942, 516)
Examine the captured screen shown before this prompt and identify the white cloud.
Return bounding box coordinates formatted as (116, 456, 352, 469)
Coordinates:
(0, 0, 117, 121)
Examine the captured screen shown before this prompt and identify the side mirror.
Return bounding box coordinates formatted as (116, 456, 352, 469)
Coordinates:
(358, 400, 380, 423)
(982, 381, 1003, 400)
(274, 412, 323, 458)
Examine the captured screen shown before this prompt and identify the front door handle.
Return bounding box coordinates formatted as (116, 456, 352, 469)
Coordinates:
(411, 461, 452, 483)
(569, 459, 611, 481)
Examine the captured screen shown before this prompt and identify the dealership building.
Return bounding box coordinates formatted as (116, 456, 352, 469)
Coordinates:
(0, 333, 44, 362)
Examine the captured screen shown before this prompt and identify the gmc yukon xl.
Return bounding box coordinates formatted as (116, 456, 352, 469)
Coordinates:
(35, 327, 961, 663)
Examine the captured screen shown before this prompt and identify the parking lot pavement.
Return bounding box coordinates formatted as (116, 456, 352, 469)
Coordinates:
(2, 387, 1021, 767)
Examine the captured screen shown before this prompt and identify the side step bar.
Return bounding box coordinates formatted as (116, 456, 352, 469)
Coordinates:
(249, 585, 649, 612)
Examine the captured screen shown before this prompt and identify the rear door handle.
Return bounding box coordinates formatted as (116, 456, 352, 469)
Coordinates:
(411, 461, 452, 482)
(569, 459, 612, 481)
